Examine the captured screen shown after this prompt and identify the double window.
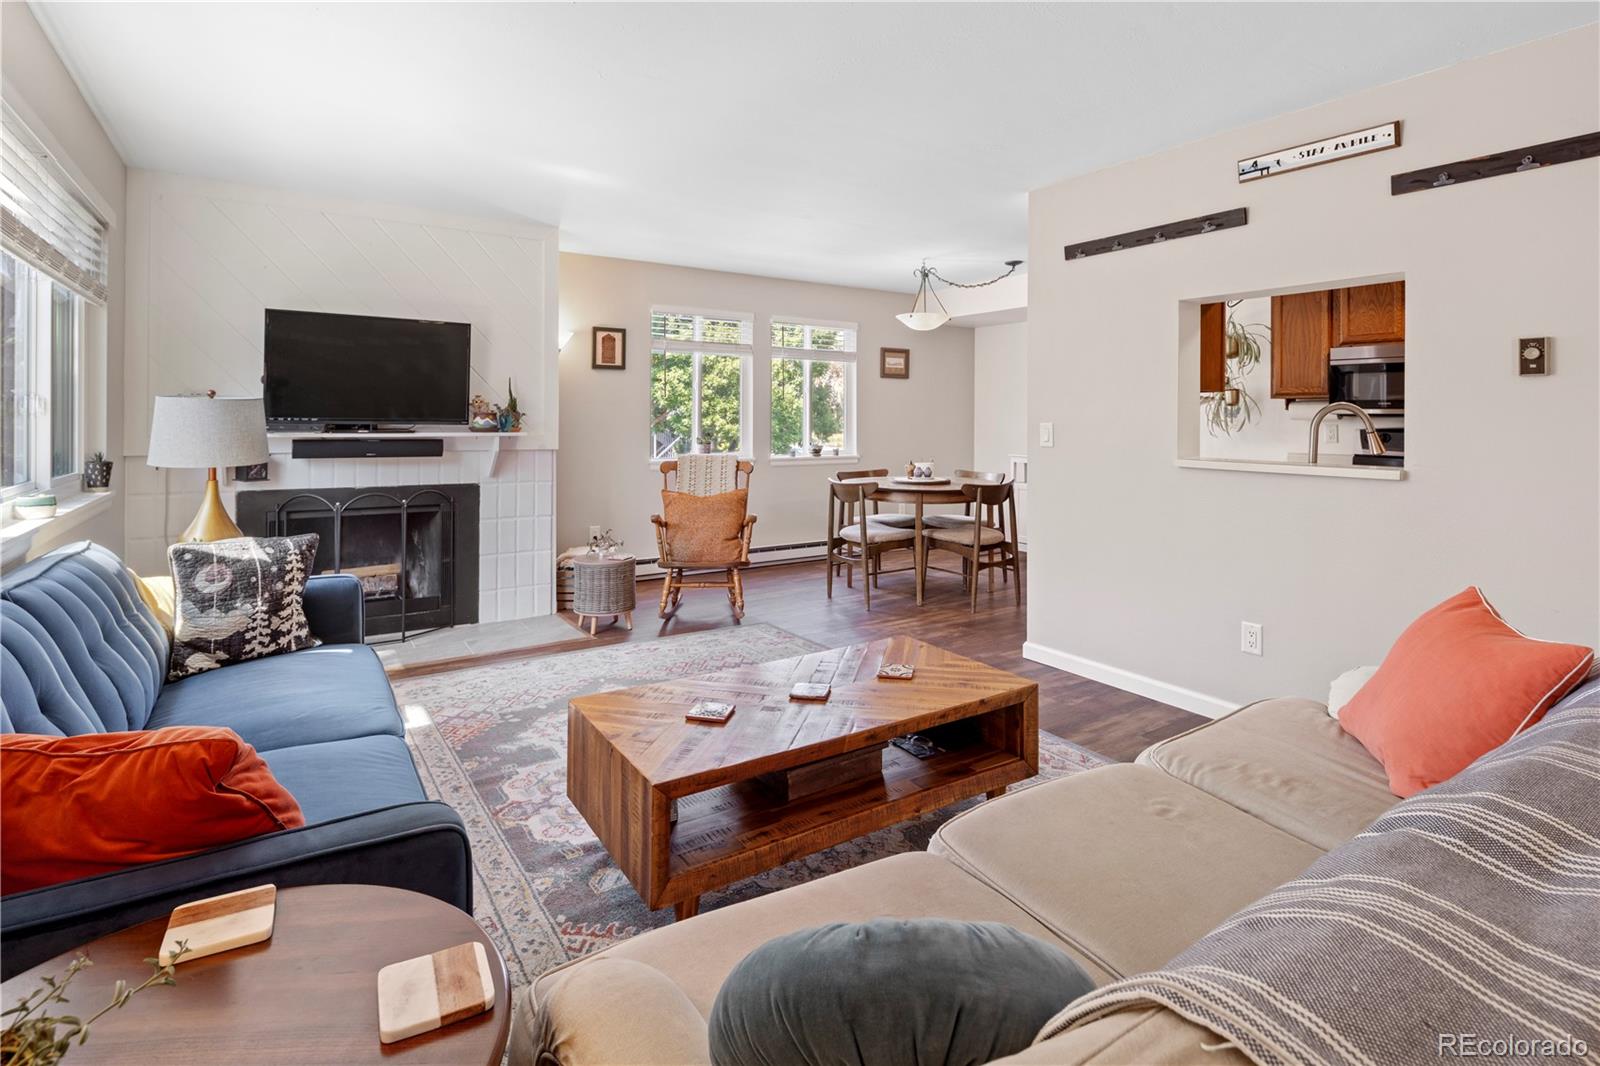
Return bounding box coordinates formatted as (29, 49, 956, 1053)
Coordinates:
(770, 318, 856, 458)
(649, 308, 753, 460)
(645, 309, 859, 461)
(1, 101, 103, 499)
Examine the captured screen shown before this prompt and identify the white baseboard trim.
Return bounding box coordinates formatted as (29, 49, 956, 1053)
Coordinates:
(1022, 641, 1236, 719)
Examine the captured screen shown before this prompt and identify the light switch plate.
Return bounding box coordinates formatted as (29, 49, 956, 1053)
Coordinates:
(1518, 337, 1550, 375)
(1039, 422, 1054, 447)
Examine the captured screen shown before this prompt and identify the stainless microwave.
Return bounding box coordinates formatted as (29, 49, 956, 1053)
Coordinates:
(1328, 343, 1404, 412)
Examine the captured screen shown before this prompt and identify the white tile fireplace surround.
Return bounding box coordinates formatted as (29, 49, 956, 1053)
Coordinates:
(125, 435, 556, 624)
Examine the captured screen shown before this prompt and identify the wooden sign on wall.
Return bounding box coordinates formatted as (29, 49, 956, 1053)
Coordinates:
(1239, 122, 1400, 182)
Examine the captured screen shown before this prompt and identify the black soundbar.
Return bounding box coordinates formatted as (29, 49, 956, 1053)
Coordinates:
(290, 437, 445, 460)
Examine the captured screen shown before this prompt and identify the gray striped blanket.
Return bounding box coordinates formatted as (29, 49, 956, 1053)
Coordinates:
(1040, 674, 1600, 1065)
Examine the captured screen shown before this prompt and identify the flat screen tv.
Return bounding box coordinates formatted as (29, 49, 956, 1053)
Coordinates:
(263, 309, 471, 427)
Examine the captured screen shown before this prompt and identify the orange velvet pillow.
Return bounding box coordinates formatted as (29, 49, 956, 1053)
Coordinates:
(661, 489, 749, 566)
(1339, 588, 1593, 798)
(1, 728, 304, 894)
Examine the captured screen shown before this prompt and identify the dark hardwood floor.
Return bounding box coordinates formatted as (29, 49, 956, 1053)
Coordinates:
(489, 552, 1202, 762)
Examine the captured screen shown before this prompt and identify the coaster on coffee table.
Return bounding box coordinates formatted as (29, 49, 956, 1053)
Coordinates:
(687, 700, 736, 723)
(377, 941, 495, 1044)
(159, 884, 277, 965)
(877, 663, 915, 680)
(789, 683, 832, 702)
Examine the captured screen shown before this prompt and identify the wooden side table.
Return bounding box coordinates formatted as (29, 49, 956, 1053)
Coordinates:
(0, 885, 510, 1066)
(572, 553, 636, 634)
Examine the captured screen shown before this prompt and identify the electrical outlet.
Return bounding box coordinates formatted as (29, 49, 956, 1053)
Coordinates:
(589, 525, 602, 539)
(1241, 621, 1263, 656)
(1324, 420, 1339, 444)
(1039, 422, 1054, 447)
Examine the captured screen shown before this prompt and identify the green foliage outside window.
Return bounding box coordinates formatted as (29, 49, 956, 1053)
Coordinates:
(649, 349, 743, 457)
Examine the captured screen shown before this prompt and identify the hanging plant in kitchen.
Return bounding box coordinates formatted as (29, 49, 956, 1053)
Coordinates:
(1203, 305, 1270, 436)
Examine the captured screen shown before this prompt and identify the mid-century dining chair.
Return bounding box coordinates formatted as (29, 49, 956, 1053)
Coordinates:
(652, 458, 756, 620)
(923, 468, 1008, 530)
(835, 468, 919, 541)
(825, 478, 915, 609)
(921, 480, 1021, 611)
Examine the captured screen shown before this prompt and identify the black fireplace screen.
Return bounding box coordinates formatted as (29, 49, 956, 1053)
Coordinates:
(237, 484, 479, 640)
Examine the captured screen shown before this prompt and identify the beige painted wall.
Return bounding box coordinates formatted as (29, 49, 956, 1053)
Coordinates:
(557, 252, 976, 557)
(3, 2, 127, 556)
(973, 321, 1028, 542)
(974, 322, 1027, 471)
(1025, 25, 1599, 712)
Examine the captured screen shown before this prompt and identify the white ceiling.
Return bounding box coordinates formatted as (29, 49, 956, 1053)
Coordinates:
(31, 2, 1597, 293)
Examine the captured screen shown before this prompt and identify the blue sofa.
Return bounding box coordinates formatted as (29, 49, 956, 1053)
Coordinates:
(0, 541, 471, 978)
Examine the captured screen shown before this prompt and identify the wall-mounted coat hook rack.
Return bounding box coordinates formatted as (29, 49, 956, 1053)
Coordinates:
(1062, 208, 1247, 262)
(1392, 131, 1599, 195)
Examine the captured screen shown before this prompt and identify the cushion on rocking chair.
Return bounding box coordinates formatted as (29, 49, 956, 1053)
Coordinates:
(661, 489, 749, 567)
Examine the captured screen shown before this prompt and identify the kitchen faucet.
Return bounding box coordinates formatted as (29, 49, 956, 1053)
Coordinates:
(1308, 402, 1387, 464)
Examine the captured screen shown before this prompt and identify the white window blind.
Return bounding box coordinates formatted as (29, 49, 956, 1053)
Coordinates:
(770, 317, 858, 362)
(651, 307, 754, 356)
(0, 102, 108, 305)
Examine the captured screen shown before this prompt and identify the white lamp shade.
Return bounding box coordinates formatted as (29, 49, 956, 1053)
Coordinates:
(896, 310, 950, 331)
(146, 395, 269, 468)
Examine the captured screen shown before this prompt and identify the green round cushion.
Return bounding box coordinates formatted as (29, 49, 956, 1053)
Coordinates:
(708, 918, 1094, 1066)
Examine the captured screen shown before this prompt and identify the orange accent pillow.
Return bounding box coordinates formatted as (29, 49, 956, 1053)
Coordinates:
(1, 728, 304, 895)
(1339, 588, 1593, 797)
(661, 489, 749, 567)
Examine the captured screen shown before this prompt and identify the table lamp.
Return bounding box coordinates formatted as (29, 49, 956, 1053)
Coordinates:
(146, 392, 269, 543)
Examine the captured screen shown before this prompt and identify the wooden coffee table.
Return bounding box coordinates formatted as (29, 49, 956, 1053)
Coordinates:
(568, 636, 1038, 919)
(0, 885, 510, 1066)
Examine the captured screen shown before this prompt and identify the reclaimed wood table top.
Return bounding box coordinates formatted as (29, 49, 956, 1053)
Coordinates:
(567, 636, 1039, 915)
(0, 885, 510, 1066)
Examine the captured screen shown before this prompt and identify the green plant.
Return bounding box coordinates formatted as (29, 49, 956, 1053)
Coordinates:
(85, 452, 106, 466)
(501, 379, 520, 420)
(1, 943, 188, 1066)
(1202, 307, 1270, 436)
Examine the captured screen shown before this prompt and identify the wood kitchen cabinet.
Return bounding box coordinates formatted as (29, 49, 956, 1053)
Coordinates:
(1270, 290, 1333, 399)
(1332, 282, 1405, 345)
(1199, 302, 1225, 393)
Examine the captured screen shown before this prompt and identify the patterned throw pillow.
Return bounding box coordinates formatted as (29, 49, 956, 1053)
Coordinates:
(167, 535, 320, 680)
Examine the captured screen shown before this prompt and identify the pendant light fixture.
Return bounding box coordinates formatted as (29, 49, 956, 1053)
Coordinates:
(896, 259, 1023, 332)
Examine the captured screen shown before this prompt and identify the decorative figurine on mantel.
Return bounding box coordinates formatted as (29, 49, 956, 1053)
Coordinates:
(495, 378, 523, 432)
(468, 395, 499, 432)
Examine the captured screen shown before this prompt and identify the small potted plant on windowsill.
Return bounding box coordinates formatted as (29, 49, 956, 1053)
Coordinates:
(82, 452, 113, 493)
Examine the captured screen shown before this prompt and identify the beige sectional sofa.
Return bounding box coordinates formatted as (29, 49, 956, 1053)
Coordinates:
(514, 698, 1400, 1065)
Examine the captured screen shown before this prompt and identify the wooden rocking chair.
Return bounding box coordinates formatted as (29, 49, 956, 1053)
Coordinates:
(651, 459, 757, 620)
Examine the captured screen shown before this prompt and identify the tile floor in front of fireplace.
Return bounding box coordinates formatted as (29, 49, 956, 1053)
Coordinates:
(375, 614, 595, 676)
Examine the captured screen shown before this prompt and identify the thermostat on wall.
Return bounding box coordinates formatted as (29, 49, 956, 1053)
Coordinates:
(1518, 337, 1550, 376)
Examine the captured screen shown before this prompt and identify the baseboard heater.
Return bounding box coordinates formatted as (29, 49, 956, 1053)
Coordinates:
(634, 540, 826, 577)
(290, 437, 444, 460)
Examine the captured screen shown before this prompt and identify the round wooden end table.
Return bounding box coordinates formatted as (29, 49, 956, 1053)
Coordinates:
(571, 553, 636, 634)
(0, 884, 510, 1066)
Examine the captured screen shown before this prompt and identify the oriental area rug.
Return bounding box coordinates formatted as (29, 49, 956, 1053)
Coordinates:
(394, 624, 1110, 988)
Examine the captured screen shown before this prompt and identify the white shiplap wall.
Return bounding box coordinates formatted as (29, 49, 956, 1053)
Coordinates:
(124, 170, 558, 451)
(121, 170, 560, 619)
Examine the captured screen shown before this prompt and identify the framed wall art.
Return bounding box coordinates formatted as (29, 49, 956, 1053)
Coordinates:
(880, 347, 910, 379)
(592, 327, 626, 370)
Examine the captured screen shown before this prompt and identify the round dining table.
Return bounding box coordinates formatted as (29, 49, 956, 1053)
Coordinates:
(836, 475, 984, 604)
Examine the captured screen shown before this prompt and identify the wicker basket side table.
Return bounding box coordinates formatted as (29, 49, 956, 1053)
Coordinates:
(571, 554, 636, 634)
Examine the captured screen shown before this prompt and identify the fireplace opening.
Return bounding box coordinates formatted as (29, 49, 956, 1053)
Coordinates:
(236, 484, 479, 639)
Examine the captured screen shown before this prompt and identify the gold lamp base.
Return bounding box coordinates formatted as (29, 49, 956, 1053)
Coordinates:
(179, 468, 244, 543)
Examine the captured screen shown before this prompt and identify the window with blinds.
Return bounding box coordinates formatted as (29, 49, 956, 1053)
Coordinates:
(1, 102, 108, 305)
(649, 307, 753, 460)
(770, 317, 857, 458)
